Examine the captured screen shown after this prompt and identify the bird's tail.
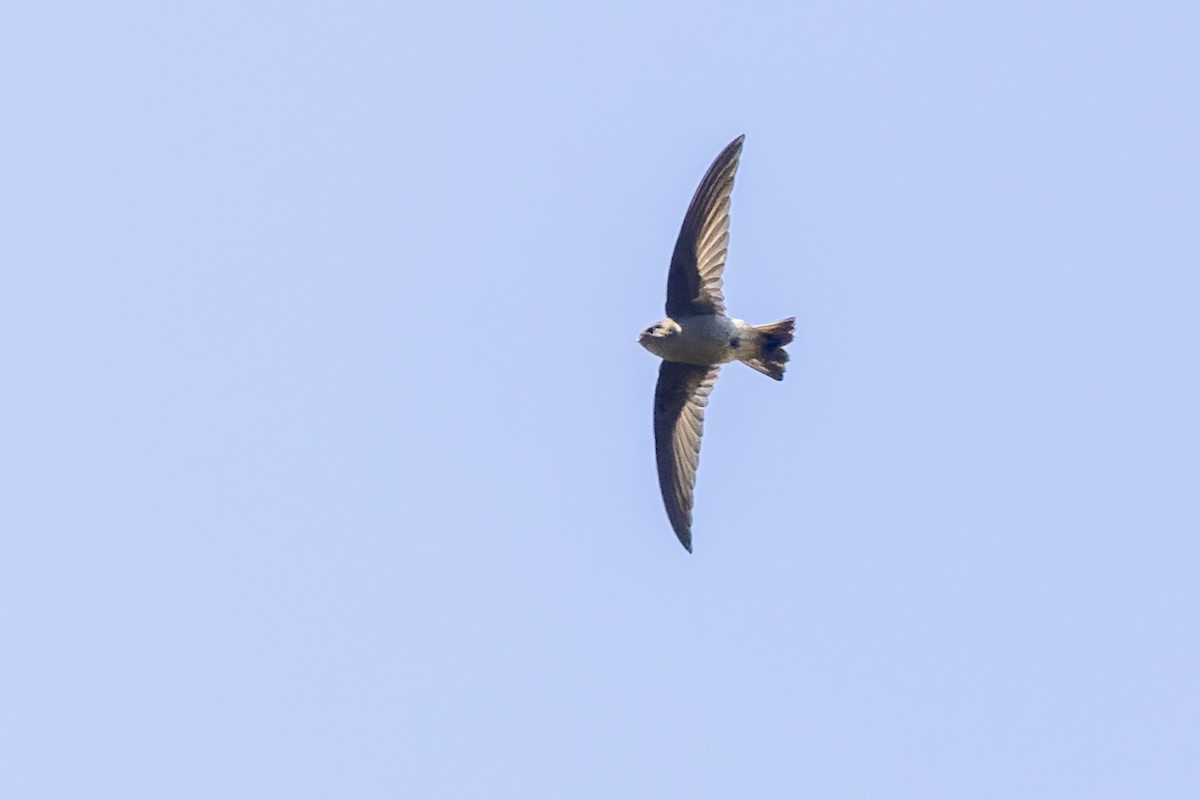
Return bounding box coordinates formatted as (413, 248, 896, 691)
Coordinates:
(742, 318, 795, 381)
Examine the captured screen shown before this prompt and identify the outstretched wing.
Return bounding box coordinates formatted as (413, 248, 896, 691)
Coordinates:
(665, 135, 744, 318)
(653, 361, 721, 552)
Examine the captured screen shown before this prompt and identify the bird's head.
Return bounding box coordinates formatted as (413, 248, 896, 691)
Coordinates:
(638, 318, 681, 355)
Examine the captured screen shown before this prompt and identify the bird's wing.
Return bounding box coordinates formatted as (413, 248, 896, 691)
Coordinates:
(664, 135, 744, 318)
(653, 361, 721, 552)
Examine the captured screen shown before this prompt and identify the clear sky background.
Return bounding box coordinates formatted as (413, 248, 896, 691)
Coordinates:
(3, 2, 1198, 797)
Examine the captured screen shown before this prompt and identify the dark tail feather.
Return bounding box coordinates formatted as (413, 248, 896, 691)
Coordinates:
(743, 317, 795, 381)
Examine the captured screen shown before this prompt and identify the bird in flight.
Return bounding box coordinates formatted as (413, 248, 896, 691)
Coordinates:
(639, 135, 794, 553)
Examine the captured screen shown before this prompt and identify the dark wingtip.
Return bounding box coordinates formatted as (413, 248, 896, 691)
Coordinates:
(677, 532, 693, 553)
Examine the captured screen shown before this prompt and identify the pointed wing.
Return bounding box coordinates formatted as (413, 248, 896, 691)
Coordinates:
(665, 135, 744, 318)
(653, 361, 721, 552)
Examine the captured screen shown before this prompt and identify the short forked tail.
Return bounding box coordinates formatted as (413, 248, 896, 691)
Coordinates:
(742, 317, 795, 381)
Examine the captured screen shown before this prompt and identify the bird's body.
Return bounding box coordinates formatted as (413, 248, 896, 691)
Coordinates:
(638, 135, 794, 552)
(638, 314, 749, 366)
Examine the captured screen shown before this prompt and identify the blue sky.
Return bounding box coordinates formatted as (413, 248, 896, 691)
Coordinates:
(3, 1, 1198, 797)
